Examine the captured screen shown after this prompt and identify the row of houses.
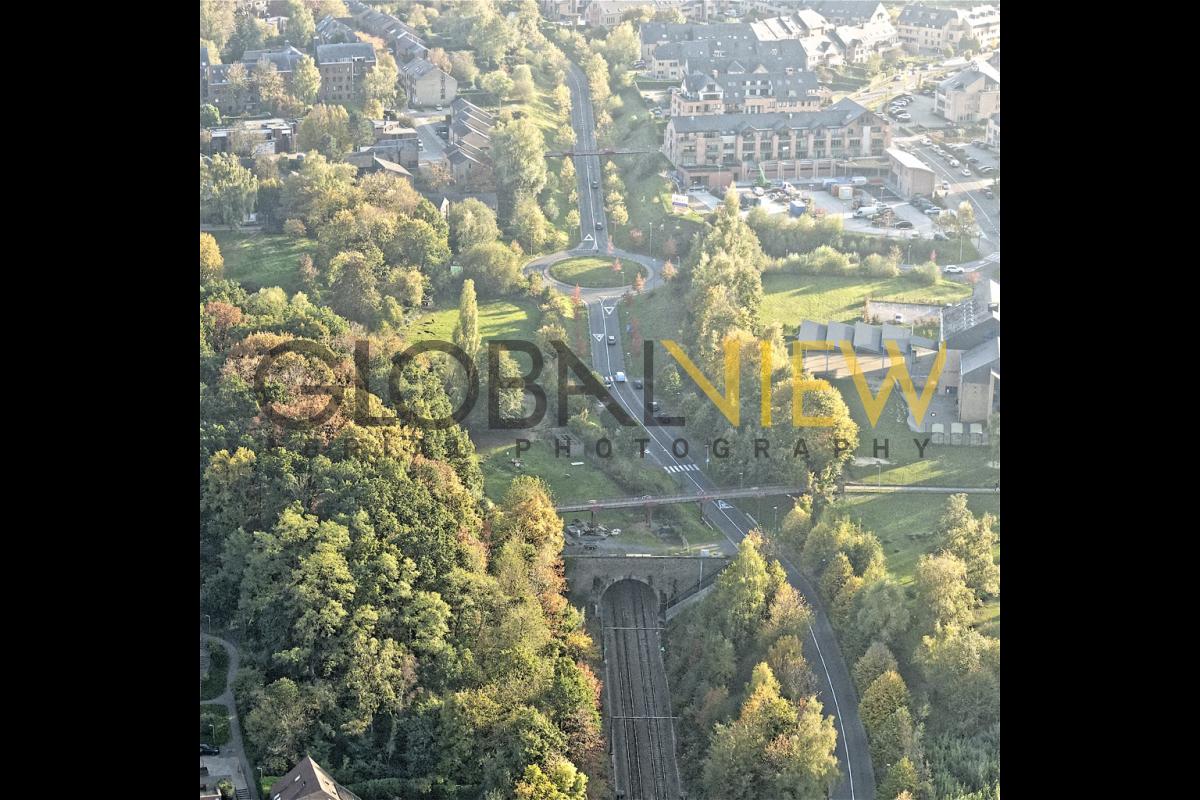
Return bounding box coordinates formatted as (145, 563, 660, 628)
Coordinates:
(445, 97, 496, 182)
(663, 97, 891, 189)
(201, 41, 378, 115)
(897, 4, 1000, 54)
(546, 0, 890, 28)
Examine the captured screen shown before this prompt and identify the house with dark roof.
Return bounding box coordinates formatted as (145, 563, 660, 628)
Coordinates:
(401, 57, 456, 108)
(316, 43, 377, 106)
(267, 756, 362, 800)
(897, 4, 999, 53)
(934, 60, 999, 123)
(315, 14, 359, 45)
(663, 98, 890, 189)
(202, 46, 307, 115)
(671, 65, 824, 116)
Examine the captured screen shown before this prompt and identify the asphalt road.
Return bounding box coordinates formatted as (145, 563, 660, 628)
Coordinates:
(585, 295, 874, 800)
(603, 580, 681, 800)
(557, 56, 875, 798)
(566, 64, 607, 252)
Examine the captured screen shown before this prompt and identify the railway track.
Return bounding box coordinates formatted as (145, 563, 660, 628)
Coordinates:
(603, 581, 681, 800)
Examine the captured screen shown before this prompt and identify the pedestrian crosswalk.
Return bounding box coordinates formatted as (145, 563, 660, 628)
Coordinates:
(983, 252, 1000, 263)
(664, 464, 700, 474)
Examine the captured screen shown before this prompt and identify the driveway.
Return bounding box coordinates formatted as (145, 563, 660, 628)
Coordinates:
(201, 633, 258, 800)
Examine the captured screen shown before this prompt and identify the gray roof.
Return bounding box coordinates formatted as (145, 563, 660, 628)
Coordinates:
(941, 279, 1000, 349)
(316, 43, 377, 64)
(805, 1, 888, 24)
(898, 4, 962, 28)
(961, 337, 1000, 383)
(243, 45, 305, 72)
(938, 62, 1000, 92)
(910, 334, 936, 350)
(826, 321, 856, 346)
(669, 98, 875, 133)
(887, 147, 933, 173)
(853, 321, 882, 352)
(797, 320, 828, 342)
(401, 57, 441, 78)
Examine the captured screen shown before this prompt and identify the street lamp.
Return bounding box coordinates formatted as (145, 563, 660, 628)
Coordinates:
(772, 505, 779, 532)
(739, 471, 744, 490)
(209, 723, 216, 739)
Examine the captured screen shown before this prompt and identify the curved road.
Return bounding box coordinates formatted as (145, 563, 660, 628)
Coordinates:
(539, 59, 876, 799)
(201, 632, 259, 800)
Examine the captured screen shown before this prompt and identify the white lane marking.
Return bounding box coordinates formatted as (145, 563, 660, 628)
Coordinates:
(593, 333, 603, 341)
(592, 297, 857, 799)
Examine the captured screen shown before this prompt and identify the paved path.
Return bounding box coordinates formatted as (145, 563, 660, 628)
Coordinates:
(201, 632, 259, 800)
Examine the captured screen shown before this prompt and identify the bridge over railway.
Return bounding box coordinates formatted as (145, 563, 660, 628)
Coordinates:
(563, 554, 731, 616)
(555, 482, 1001, 513)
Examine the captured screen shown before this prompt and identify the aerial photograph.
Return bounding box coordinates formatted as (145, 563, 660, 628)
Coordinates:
(200, 1, 999, 798)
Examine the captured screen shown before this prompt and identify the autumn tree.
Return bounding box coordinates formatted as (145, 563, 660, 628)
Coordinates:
(200, 232, 224, 282)
(913, 553, 978, 634)
(934, 494, 1000, 598)
(201, 153, 258, 225)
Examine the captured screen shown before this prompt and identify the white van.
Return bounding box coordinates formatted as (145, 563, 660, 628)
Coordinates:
(851, 176, 869, 186)
(615, 371, 626, 383)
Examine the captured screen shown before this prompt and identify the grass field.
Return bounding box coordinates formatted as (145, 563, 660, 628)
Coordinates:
(550, 256, 646, 288)
(480, 437, 627, 504)
(616, 285, 686, 378)
(210, 231, 315, 294)
(761, 272, 972, 335)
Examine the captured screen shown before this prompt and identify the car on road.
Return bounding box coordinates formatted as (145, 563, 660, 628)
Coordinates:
(200, 744, 220, 756)
(940, 181, 951, 190)
(633, 378, 643, 389)
(894, 220, 914, 229)
(650, 400, 662, 413)
(921, 136, 933, 145)
(595, 221, 604, 229)
(949, 158, 960, 167)
(615, 371, 626, 382)
(983, 188, 994, 199)
(943, 265, 965, 274)
(979, 165, 996, 174)
(591, 179, 599, 188)
(607, 335, 616, 346)
(932, 231, 949, 241)
(961, 167, 972, 176)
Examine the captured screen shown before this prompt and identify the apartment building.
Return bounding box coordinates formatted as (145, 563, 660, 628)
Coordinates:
(401, 58, 457, 107)
(585, 0, 686, 28)
(203, 45, 306, 115)
(315, 14, 360, 45)
(316, 43, 377, 106)
(670, 64, 824, 116)
(663, 98, 890, 189)
(897, 4, 1000, 53)
(934, 61, 999, 123)
(986, 113, 999, 150)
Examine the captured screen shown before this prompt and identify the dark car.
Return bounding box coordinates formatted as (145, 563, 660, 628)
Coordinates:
(200, 744, 220, 756)
(595, 222, 604, 229)
(633, 379, 643, 389)
(894, 220, 914, 229)
(932, 231, 949, 241)
(591, 179, 599, 189)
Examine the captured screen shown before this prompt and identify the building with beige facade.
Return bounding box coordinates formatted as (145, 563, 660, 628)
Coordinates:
(934, 61, 999, 124)
(670, 65, 825, 116)
(663, 98, 890, 189)
(897, 4, 999, 53)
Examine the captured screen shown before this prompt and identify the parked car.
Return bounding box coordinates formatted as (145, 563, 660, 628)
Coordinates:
(921, 137, 933, 145)
(940, 181, 951, 191)
(983, 188, 994, 199)
(897, 112, 912, 121)
(966, 156, 980, 164)
(894, 220, 914, 229)
(893, 314, 904, 323)
(979, 165, 996, 174)
(200, 744, 220, 756)
(943, 265, 965, 274)
(932, 231, 949, 241)
(961, 167, 972, 177)
(607, 335, 616, 346)
(949, 158, 960, 167)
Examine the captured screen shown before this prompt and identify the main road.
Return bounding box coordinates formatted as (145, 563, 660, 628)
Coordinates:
(538, 59, 876, 799)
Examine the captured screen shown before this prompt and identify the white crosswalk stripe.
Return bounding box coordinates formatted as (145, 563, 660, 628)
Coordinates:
(984, 252, 1000, 262)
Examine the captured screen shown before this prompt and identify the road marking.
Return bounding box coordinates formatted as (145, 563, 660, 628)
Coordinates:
(591, 295, 857, 799)
(593, 333, 603, 341)
(604, 305, 615, 315)
(584, 234, 595, 243)
(985, 252, 1000, 262)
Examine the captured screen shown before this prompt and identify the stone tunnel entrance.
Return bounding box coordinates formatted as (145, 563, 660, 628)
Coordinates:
(564, 554, 732, 620)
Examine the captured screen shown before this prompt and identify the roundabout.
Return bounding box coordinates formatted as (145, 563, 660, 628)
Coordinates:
(548, 256, 647, 289)
(525, 246, 664, 303)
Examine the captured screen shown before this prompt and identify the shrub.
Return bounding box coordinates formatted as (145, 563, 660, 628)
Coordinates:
(283, 218, 307, 237)
(907, 262, 939, 286)
(863, 253, 899, 278)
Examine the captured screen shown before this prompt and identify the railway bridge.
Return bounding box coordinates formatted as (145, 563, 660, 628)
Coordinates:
(563, 554, 731, 621)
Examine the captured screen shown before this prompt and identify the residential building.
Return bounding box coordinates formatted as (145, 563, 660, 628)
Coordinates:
(203, 46, 306, 115)
(886, 146, 934, 198)
(444, 97, 495, 182)
(345, 0, 427, 62)
(315, 14, 360, 45)
(585, 0, 685, 28)
(795, 1, 888, 26)
(663, 98, 890, 189)
(934, 61, 999, 123)
(401, 58, 457, 107)
(985, 113, 999, 150)
(315, 43, 377, 106)
(393, 33, 428, 63)
(897, 4, 1000, 54)
(828, 18, 898, 63)
(670, 66, 824, 116)
(267, 756, 363, 800)
(541, 0, 585, 19)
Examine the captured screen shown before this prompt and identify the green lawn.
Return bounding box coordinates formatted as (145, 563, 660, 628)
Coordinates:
(480, 438, 628, 505)
(413, 297, 539, 344)
(549, 257, 646, 288)
(761, 272, 972, 335)
(200, 703, 232, 746)
(616, 284, 687, 379)
(200, 641, 229, 701)
(210, 231, 315, 294)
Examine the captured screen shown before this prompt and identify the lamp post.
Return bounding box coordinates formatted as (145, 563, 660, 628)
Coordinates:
(739, 471, 744, 490)
(773, 505, 779, 533)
